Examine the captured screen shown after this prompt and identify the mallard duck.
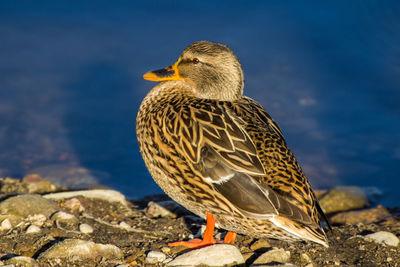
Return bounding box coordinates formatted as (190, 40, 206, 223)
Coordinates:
(136, 41, 330, 248)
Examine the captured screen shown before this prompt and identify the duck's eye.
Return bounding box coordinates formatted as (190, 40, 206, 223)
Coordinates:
(192, 58, 200, 64)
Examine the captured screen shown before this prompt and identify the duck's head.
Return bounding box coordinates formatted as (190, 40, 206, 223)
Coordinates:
(143, 41, 244, 101)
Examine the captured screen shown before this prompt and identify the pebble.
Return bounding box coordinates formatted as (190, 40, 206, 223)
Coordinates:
(44, 189, 127, 206)
(301, 253, 312, 264)
(319, 186, 368, 214)
(167, 244, 244, 266)
(364, 231, 399, 247)
(22, 173, 57, 193)
(51, 211, 79, 228)
(252, 247, 290, 265)
(26, 214, 47, 227)
(63, 198, 85, 212)
(79, 223, 94, 234)
(118, 221, 131, 230)
(26, 224, 41, 234)
(146, 251, 167, 264)
(0, 194, 60, 219)
(27, 164, 104, 189)
(0, 218, 12, 231)
(330, 205, 390, 225)
(145, 201, 177, 218)
(250, 238, 271, 251)
(5, 256, 38, 266)
(38, 238, 123, 260)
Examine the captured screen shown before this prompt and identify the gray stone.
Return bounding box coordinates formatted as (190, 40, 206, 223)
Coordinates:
(167, 244, 244, 266)
(146, 251, 167, 264)
(38, 239, 123, 261)
(0, 194, 60, 219)
(319, 186, 368, 214)
(5, 256, 39, 266)
(364, 231, 399, 247)
(252, 247, 291, 265)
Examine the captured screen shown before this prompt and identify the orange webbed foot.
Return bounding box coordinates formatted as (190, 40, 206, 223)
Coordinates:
(169, 213, 237, 249)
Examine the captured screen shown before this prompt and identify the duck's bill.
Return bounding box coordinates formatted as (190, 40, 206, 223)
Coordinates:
(143, 61, 182, 81)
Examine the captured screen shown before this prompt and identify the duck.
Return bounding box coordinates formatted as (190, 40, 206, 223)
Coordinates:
(136, 41, 330, 248)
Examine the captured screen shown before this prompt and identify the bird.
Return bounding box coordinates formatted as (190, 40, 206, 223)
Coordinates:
(136, 41, 330, 248)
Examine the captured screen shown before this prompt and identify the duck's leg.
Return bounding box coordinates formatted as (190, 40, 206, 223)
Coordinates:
(169, 212, 236, 248)
(224, 231, 237, 243)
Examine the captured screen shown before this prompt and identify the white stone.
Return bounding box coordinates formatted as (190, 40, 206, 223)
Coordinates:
(38, 239, 123, 260)
(0, 218, 12, 231)
(167, 244, 244, 266)
(26, 224, 41, 234)
(51, 211, 77, 221)
(5, 256, 38, 266)
(146, 251, 167, 264)
(119, 221, 131, 230)
(44, 189, 127, 206)
(27, 214, 47, 226)
(252, 247, 291, 265)
(364, 231, 399, 247)
(146, 201, 176, 218)
(79, 223, 94, 234)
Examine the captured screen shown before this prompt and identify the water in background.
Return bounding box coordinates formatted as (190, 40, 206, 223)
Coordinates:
(0, 1, 399, 205)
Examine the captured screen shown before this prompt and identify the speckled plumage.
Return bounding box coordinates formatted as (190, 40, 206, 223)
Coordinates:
(136, 41, 329, 247)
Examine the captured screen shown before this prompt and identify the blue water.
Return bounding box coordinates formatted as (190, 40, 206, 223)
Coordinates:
(1, 1, 399, 205)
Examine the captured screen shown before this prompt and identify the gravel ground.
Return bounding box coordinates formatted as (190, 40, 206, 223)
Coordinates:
(0, 176, 399, 266)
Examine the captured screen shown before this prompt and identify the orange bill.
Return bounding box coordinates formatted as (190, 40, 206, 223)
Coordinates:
(143, 61, 182, 81)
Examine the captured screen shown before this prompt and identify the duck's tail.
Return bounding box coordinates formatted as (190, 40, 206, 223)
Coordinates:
(269, 215, 329, 247)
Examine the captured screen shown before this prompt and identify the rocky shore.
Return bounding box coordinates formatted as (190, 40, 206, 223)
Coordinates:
(0, 175, 399, 266)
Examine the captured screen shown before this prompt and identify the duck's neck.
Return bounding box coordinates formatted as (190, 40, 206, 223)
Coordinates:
(194, 68, 244, 101)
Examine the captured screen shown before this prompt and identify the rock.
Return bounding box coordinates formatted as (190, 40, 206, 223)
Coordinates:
(145, 201, 177, 218)
(330, 205, 390, 225)
(146, 251, 167, 264)
(313, 189, 327, 199)
(250, 239, 271, 251)
(5, 256, 38, 266)
(252, 247, 291, 265)
(167, 244, 244, 266)
(0, 218, 12, 231)
(26, 224, 41, 234)
(26, 164, 105, 189)
(118, 221, 131, 230)
(0, 194, 60, 219)
(300, 253, 312, 264)
(63, 198, 85, 212)
(79, 223, 94, 234)
(319, 186, 368, 214)
(364, 231, 399, 247)
(362, 187, 382, 203)
(22, 174, 57, 193)
(26, 214, 47, 227)
(51, 211, 79, 229)
(44, 189, 127, 206)
(38, 239, 123, 261)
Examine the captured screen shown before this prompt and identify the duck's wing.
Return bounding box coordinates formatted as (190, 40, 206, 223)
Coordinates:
(166, 100, 318, 227)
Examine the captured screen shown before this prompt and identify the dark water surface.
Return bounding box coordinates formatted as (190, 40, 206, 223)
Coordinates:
(1, 1, 399, 205)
